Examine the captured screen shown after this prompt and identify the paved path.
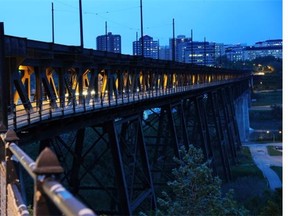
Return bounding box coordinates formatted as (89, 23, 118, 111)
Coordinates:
(243, 142, 282, 190)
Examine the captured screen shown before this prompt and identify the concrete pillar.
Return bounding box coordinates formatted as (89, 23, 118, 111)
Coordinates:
(234, 91, 250, 142)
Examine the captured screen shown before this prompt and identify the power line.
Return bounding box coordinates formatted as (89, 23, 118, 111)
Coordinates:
(55, 0, 138, 16)
(53, 0, 173, 41)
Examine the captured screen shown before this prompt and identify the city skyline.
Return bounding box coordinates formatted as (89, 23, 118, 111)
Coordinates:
(0, 0, 283, 55)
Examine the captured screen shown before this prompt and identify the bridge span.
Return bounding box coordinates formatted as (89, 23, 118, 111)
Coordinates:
(0, 22, 252, 215)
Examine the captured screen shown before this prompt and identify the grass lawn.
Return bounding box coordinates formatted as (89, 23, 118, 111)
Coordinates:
(267, 145, 282, 156)
(230, 146, 264, 180)
(270, 166, 282, 182)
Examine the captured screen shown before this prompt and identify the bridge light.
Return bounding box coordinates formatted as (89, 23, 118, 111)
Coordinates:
(83, 91, 88, 96)
(65, 93, 69, 97)
(91, 90, 95, 95)
(75, 92, 80, 96)
(266, 130, 270, 134)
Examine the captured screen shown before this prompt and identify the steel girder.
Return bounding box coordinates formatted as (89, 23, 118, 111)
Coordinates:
(142, 102, 189, 193)
(219, 88, 237, 164)
(39, 115, 156, 215)
(182, 88, 241, 181)
(194, 95, 214, 161)
(210, 91, 232, 181)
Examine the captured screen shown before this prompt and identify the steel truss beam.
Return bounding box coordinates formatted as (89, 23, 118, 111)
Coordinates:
(210, 91, 231, 181)
(142, 103, 189, 192)
(194, 95, 213, 160)
(107, 115, 157, 214)
(182, 91, 234, 181)
(42, 115, 156, 215)
(219, 88, 237, 164)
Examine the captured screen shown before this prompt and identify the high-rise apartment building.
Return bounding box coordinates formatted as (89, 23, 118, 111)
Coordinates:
(184, 41, 216, 66)
(133, 35, 159, 59)
(96, 32, 121, 53)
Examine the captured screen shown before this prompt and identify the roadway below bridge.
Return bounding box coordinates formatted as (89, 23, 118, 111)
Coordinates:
(243, 142, 282, 190)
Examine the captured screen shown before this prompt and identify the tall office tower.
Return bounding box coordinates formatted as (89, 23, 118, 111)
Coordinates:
(133, 35, 159, 59)
(169, 35, 190, 62)
(96, 32, 121, 53)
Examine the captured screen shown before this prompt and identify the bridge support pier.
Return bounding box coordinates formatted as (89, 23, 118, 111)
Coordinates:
(234, 91, 250, 142)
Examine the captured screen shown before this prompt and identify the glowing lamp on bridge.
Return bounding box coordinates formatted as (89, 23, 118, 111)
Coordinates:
(91, 90, 95, 96)
(83, 91, 88, 97)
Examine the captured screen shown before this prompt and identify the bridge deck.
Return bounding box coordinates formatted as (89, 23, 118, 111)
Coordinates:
(9, 79, 240, 131)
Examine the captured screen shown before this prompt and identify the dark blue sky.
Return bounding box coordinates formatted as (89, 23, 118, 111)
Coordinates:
(0, 0, 283, 54)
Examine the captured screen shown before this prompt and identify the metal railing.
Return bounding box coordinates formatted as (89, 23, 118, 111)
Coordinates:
(0, 128, 96, 216)
(7, 77, 247, 130)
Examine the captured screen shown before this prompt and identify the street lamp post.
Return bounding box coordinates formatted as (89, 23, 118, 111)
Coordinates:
(79, 0, 84, 48)
(51, 2, 55, 43)
(140, 0, 144, 57)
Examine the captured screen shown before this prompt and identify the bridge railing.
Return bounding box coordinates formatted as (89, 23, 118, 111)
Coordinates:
(7, 78, 244, 130)
(0, 129, 96, 216)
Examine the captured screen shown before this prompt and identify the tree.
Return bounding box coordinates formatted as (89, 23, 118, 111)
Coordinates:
(260, 188, 282, 216)
(155, 145, 249, 216)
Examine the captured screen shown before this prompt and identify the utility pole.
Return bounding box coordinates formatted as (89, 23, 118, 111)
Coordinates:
(204, 37, 206, 66)
(172, 18, 175, 62)
(79, 0, 84, 48)
(158, 39, 160, 60)
(52, 2, 55, 43)
(0, 22, 8, 127)
(140, 0, 144, 57)
(190, 29, 193, 64)
(105, 21, 108, 52)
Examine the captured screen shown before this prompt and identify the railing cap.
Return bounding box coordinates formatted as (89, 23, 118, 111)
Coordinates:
(4, 129, 20, 142)
(34, 147, 64, 174)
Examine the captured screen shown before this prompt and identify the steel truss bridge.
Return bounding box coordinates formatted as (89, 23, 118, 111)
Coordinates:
(0, 23, 252, 215)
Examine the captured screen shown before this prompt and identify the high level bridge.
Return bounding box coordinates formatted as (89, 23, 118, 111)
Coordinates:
(0, 23, 251, 215)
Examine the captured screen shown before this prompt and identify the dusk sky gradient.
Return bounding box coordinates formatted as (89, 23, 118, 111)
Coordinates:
(0, 0, 283, 55)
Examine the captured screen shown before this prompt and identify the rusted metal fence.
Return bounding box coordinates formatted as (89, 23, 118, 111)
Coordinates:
(0, 128, 96, 216)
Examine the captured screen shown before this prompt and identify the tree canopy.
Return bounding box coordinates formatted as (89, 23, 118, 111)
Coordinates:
(155, 145, 249, 216)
